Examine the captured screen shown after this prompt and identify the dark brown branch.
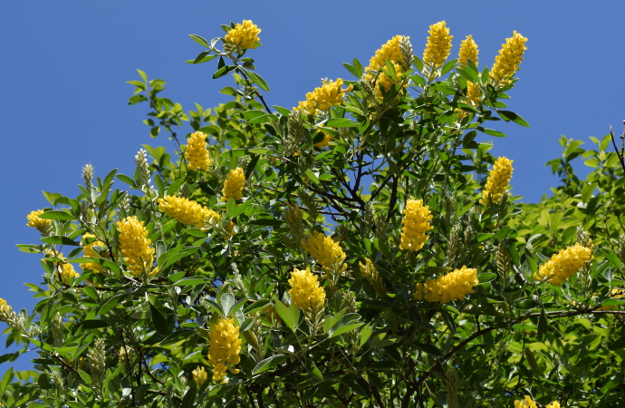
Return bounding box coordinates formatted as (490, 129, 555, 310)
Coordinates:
(609, 122, 625, 174)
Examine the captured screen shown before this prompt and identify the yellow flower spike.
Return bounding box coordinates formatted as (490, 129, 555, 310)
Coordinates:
(366, 35, 405, 72)
(26, 209, 52, 234)
(221, 168, 246, 202)
(490, 31, 528, 87)
(546, 402, 561, 408)
(207, 317, 241, 384)
(288, 267, 326, 314)
(185, 131, 211, 171)
(458, 35, 479, 67)
(58, 262, 80, 284)
(514, 396, 537, 408)
(301, 231, 346, 272)
(378, 61, 404, 92)
(535, 243, 593, 286)
(423, 21, 453, 70)
(481, 157, 514, 206)
(399, 199, 433, 252)
(414, 266, 478, 303)
(81, 233, 106, 273)
(465, 81, 481, 107)
(224, 20, 261, 50)
(0, 298, 15, 323)
(158, 195, 219, 230)
(116, 216, 157, 277)
(192, 366, 208, 388)
(295, 79, 352, 117)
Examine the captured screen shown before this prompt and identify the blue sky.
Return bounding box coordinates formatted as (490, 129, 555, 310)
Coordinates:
(2, 1, 624, 372)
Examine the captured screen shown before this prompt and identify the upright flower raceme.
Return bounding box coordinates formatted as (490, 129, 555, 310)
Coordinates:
(224, 20, 261, 50)
(192, 366, 208, 388)
(364, 35, 410, 93)
(116, 216, 158, 277)
(414, 266, 479, 303)
(423, 21, 453, 70)
(207, 317, 241, 384)
(289, 267, 326, 315)
(0, 298, 15, 324)
(490, 31, 528, 86)
(482, 157, 514, 205)
(399, 199, 433, 251)
(82, 233, 106, 273)
(535, 243, 593, 286)
(26, 209, 52, 234)
(458, 35, 479, 66)
(296, 78, 353, 116)
(221, 168, 246, 201)
(301, 231, 347, 273)
(185, 131, 211, 171)
(514, 396, 537, 408)
(158, 195, 220, 230)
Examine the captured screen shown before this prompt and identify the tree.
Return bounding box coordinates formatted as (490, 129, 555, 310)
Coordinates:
(2, 19, 624, 407)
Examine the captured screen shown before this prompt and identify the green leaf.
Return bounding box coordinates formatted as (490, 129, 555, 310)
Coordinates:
(41, 236, 80, 246)
(181, 387, 197, 408)
(331, 323, 363, 338)
(305, 169, 320, 185)
(221, 293, 236, 317)
(478, 273, 497, 282)
(173, 277, 209, 286)
(81, 320, 110, 329)
(252, 354, 286, 375)
(323, 308, 347, 333)
(247, 71, 270, 92)
(303, 357, 323, 381)
(0, 367, 13, 395)
(478, 127, 507, 138)
(538, 308, 548, 341)
(150, 304, 169, 335)
(274, 300, 299, 332)
(78, 370, 92, 385)
(97, 294, 125, 315)
(213, 65, 237, 79)
(359, 323, 373, 347)
(117, 174, 136, 188)
(82, 286, 99, 301)
(414, 343, 442, 356)
(498, 110, 530, 127)
(326, 118, 358, 128)
(38, 210, 74, 221)
(189, 34, 210, 48)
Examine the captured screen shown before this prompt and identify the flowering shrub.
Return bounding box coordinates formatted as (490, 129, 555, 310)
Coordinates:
(4, 19, 625, 408)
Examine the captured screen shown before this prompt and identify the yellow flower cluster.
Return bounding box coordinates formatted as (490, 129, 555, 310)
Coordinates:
(221, 168, 246, 201)
(458, 35, 479, 66)
(82, 233, 105, 273)
(26, 209, 52, 234)
(185, 131, 211, 171)
(224, 20, 261, 50)
(314, 131, 332, 148)
(158, 195, 219, 230)
(116, 216, 157, 276)
(44, 250, 80, 283)
(465, 81, 481, 107)
(359, 258, 386, 297)
(367, 35, 404, 72)
(535, 243, 593, 286)
(415, 266, 479, 303)
(482, 157, 514, 205)
(399, 199, 433, 251)
(192, 366, 208, 388)
(546, 402, 561, 408)
(490, 31, 528, 86)
(514, 396, 537, 408)
(302, 231, 346, 272)
(289, 267, 326, 314)
(207, 317, 241, 383)
(296, 78, 353, 116)
(423, 21, 453, 70)
(0, 298, 14, 323)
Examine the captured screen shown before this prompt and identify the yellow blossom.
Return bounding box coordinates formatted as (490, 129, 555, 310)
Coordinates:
(26, 209, 52, 234)
(514, 396, 537, 408)
(0, 298, 15, 323)
(207, 317, 241, 384)
(44, 250, 80, 283)
(158, 195, 219, 230)
(423, 21, 453, 70)
(289, 267, 326, 314)
(116, 216, 158, 277)
(399, 199, 433, 251)
(458, 35, 479, 66)
(366, 35, 405, 72)
(599, 288, 624, 310)
(535, 244, 593, 286)
(377, 61, 404, 92)
(185, 131, 211, 171)
(481, 157, 514, 205)
(490, 31, 528, 86)
(301, 231, 346, 272)
(414, 266, 479, 303)
(224, 20, 261, 50)
(224, 221, 236, 240)
(546, 402, 561, 408)
(221, 168, 245, 202)
(295, 79, 353, 116)
(465, 81, 481, 107)
(314, 131, 332, 148)
(82, 233, 106, 273)
(192, 366, 208, 388)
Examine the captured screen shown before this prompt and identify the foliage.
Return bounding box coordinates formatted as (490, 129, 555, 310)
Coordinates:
(3, 20, 625, 408)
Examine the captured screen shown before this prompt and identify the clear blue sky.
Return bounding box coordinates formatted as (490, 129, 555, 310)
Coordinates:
(2, 1, 624, 372)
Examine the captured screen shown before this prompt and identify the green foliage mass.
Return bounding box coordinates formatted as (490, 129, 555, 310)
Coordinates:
(3, 21, 625, 408)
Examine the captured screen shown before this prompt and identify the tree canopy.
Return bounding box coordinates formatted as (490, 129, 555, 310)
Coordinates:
(3, 19, 625, 408)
